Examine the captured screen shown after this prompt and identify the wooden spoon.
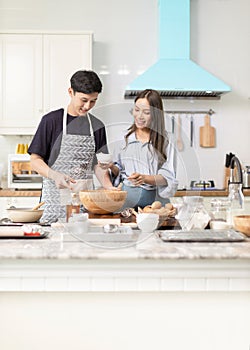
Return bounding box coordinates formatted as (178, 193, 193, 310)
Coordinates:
(32, 201, 45, 211)
(176, 114, 184, 151)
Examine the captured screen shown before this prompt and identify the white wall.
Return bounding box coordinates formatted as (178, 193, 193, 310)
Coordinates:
(0, 0, 249, 189)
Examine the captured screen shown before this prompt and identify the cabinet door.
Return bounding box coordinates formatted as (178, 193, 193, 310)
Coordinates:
(0, 34, 43, 134)
(43, 34, 92, 113)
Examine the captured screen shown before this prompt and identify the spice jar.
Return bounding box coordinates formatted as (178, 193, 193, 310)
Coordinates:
(66, 192, 81, 222)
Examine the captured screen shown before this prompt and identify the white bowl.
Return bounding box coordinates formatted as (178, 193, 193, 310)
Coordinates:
(96, 152, 112, 164)
(136, 213, 159, 223)
(136, 213, 159, 233)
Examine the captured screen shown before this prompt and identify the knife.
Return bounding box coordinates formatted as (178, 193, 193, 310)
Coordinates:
(171, 115, 175, 135)
(190, 115, 194, 147)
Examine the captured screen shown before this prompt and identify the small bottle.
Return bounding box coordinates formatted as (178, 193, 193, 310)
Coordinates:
(66, 193, 81, 222)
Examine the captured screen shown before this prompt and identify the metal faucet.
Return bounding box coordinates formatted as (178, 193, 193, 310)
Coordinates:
(228, 156, 244, 208)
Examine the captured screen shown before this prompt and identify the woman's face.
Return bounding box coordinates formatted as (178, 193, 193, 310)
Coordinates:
(133, 98, 151, 129)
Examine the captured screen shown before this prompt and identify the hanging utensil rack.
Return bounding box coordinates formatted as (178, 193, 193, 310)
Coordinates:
(164, 108, 215, 115)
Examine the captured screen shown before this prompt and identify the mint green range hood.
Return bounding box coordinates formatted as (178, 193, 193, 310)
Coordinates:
(125, 0, 231, 100)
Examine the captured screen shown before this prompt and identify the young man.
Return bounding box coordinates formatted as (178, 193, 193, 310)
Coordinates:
(28, 70, 114, 223)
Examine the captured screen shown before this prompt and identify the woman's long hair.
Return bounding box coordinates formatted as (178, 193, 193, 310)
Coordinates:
(125, 89, 168, 167)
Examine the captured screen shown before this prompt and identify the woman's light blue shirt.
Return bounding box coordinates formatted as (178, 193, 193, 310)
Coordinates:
(112, 132, 178, 198)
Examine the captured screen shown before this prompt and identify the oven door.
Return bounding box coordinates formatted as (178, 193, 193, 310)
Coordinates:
(8, 154, 43, 189)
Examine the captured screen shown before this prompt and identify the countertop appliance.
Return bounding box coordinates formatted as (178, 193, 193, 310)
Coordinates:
(190, 180, 215, 190)
(8, 154, 42, 189)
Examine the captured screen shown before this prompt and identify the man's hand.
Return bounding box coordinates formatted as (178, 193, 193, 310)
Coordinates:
(48, 169, 76, 189)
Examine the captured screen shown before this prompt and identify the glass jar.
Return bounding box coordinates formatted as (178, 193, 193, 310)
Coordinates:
(210, 198, 231, 222)
(176, 196, 210, 230)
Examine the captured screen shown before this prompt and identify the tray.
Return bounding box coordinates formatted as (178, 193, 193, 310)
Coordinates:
(157, 229, 246, 242)
(64, 225, 139, 243)
(0, 226, 49, 239)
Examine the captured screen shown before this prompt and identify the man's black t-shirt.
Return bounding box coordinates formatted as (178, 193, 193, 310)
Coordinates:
(28, 108, 108, 167)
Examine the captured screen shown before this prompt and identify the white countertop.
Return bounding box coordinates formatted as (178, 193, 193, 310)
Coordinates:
(0, 229, 249, 293)
(0, 228, 249, 260)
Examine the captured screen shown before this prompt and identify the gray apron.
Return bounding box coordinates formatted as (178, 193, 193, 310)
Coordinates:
(40, 109, 95, 223)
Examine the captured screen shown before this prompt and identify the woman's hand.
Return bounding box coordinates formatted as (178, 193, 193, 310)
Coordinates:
(128, 172, 145, 186)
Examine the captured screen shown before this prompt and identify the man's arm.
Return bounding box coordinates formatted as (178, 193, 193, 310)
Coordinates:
(30, 153, 75, 189)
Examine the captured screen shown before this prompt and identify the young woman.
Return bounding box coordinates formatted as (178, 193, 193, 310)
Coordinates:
(108, 89, 178, 209)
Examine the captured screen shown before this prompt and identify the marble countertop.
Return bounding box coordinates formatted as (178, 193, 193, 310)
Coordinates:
(1, 188, 250, 197)
(0, 228, 249, 260)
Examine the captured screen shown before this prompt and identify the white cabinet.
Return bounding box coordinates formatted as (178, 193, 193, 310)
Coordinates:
(0, 34, 43, 134)
(0, 32, 92, 135)
(0, 196, 39, 219)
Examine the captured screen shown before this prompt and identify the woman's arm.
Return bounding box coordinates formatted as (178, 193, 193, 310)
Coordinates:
(94, 164, 119, 190)
(128, 172, 167, 187)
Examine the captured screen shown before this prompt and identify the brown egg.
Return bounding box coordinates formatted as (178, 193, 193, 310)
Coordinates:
(143, 206, 153, 213)
(151, 201, 162, 210)
(158, 207, 168, 215)
(165, 203, 174, 210)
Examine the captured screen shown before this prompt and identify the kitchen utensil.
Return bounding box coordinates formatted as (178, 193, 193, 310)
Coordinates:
(176, 115, 184, 151)
(190, 115, 194, 147)
(233, 215, 250, 236)
(199, 114, 215, 147)
(79, 190, 127, 214)
(171, 115, 175, 134)
(7, 208, 44, 223)
(32, 201, 45, 210)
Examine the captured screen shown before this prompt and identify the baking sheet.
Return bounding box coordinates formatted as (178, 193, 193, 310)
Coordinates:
(0, 226, 49, 239)
(157, 229, 246, 242)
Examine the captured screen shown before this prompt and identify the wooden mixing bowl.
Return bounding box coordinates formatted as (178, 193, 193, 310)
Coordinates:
(79, 190, 127, 214)
(233, 215, 250, 236)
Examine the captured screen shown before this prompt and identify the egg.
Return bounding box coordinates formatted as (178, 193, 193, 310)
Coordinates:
(151, 201, 162, 210)
(165, 203, 174, 210)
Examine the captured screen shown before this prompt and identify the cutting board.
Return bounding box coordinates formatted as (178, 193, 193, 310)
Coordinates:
(199, 115, 216, 147)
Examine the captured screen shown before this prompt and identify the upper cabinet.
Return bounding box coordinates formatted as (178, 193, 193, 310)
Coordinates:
(0, 32, 92, 135)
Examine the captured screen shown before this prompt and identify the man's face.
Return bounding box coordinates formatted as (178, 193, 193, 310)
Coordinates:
(68, 88, 99, 116)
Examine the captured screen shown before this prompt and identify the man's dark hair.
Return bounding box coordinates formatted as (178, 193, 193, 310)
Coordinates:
(70, 70, 102, 94)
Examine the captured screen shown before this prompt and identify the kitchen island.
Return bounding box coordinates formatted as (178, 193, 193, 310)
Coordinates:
(0, 229, 249, 350)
